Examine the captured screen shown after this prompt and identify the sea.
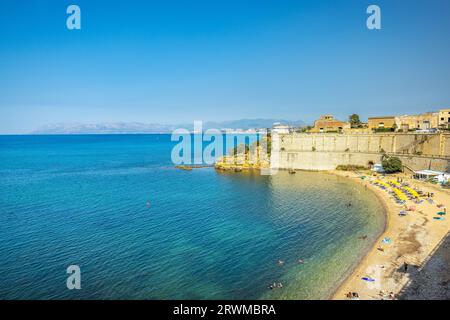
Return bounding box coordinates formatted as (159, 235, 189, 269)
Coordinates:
(0, 134, 385, 299)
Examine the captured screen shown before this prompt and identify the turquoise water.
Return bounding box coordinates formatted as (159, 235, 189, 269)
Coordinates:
(0, 135, 385, 299)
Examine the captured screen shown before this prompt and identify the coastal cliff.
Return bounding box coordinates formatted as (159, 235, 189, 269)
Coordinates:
(215, 137, 271, 171)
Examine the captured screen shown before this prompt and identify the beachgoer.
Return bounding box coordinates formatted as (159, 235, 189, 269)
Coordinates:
(404, 262, 408, 272)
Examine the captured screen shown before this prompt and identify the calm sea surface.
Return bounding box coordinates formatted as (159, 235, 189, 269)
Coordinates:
(0, 134, 385, 299)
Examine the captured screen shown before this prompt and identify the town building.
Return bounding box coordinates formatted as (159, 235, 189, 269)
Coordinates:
(439, 109, 450, 129)
(395, 112, 439, 131)
(271, 123, 291, 134)
(369, 109, 450, 132)
(368, 116, 396, 131)
(309, 115, 350, 133)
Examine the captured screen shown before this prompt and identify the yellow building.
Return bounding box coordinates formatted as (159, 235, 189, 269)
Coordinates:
(438, 109, 450, 129)
(368, 116, 396, 131)
(396, 112, 439, 131)
(309, 115, 350, 133)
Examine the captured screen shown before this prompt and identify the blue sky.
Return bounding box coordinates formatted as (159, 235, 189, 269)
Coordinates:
(0, 0, 450, 133)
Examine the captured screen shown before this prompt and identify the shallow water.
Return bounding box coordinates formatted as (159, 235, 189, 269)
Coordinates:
(0, 134, 385, 299)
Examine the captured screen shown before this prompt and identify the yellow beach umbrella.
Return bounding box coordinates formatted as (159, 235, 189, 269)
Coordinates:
(388, 180, 401, 187)
(403, 187, 420, 198)
(393, 189, 408, 201)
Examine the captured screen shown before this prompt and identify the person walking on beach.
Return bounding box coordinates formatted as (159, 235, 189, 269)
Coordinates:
(403, 262, 408, 272)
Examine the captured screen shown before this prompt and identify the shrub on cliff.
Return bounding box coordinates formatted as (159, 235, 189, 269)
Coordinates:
(336, 165, 367, 171)
(381, 156, 402, 173)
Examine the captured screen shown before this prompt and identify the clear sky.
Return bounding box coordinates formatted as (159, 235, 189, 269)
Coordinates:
(1, 0, 450, 133)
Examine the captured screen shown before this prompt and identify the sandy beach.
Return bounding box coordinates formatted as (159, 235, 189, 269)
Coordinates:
(331, 170, 450, 300)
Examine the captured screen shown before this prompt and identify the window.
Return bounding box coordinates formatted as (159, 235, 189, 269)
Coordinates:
(442, 118, 445, 121)
(379, 122, 385, 128)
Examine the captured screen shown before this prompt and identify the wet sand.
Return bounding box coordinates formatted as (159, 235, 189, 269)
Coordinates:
(331, 170, 450, 300)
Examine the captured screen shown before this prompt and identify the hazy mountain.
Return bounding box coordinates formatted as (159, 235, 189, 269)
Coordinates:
(32, 122, 178, 134)
(32, 119, 306, 134)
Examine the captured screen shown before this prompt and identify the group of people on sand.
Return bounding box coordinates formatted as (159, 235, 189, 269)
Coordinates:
(379, 290, 396, 300)
(346, 292, 359, 299)
(346, 290, 395, 300)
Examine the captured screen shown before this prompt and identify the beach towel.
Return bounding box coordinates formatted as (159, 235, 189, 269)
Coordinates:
(361, 277, 375, 282)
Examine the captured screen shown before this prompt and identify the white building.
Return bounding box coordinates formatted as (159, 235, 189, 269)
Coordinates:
(414, 170, 450, 184)
(272, 123, 291, 134)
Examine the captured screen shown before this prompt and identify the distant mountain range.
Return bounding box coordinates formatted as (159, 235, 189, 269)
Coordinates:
(32, 119, 306, 134)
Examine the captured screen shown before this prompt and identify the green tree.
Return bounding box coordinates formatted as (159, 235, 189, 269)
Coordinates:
(381, 156, 402, 173)
(349, 114, 362, 128)
(297, 125, 313, 133)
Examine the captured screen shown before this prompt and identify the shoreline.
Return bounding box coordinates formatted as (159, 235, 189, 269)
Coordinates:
(330, 170, 450, 300)
(326, 170, 390, 300)
(324, 171, 389, 300)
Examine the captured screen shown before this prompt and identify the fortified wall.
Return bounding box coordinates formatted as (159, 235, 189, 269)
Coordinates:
(275, 133, 450, 172)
